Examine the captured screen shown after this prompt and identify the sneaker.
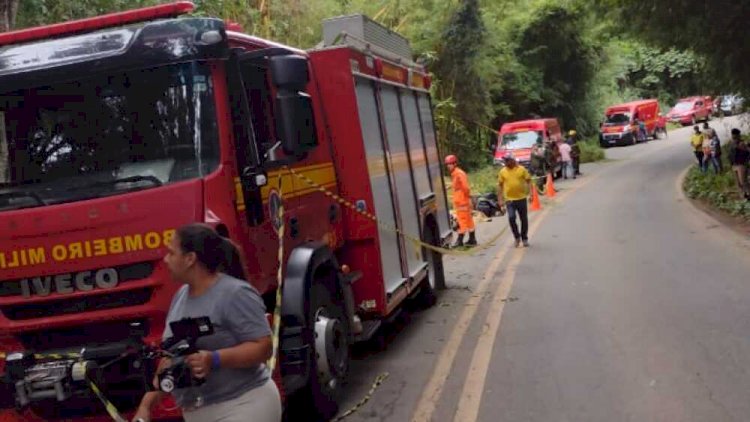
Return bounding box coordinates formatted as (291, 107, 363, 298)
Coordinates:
(522, 239, 530, 247)
(514, 238, 521, 248)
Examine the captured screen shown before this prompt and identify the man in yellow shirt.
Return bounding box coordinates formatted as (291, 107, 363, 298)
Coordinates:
(690, 125, 706, 172)
(498, 154, 532, 247)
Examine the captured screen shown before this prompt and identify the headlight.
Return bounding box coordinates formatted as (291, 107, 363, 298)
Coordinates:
(621, 126, 631, 133)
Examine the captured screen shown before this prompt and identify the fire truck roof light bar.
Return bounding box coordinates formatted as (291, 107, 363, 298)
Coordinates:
(0, 1, 195, 47)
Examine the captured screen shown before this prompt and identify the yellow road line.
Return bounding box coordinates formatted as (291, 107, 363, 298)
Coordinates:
(411, 177, 587, 422)
(452, 176, 595, 422)
(410, 235, 514, 422)
(451, 242, 531, 422)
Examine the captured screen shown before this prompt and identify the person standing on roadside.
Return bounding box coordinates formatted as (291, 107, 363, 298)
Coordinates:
(530, 137, 547, 189)
(498, 154, 532, 248)
(709, 129, 723, 174)
(544, 138, 557, 179)
(702, 121, 716, 142)
(558, 140, 574, 179)
(727, 128, 750, 199)
(445, 154, 477, 247)
(634, 115, 647, 142)
(701, 122, 713, 171)
(691, 125, 706, 172)
(566, 130, 582, 176)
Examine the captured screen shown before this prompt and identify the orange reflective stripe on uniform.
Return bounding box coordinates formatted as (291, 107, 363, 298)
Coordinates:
(451, 168, 471, 206)
(455, 210, 475, 233)
(450, 167, 475, 233)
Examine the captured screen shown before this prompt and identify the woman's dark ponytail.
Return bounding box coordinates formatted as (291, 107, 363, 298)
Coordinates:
(218, 237, 247, 280)
(176, 224, 248, 280)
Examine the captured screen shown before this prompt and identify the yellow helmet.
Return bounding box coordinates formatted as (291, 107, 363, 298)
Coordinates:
(569, 130, 577, 136)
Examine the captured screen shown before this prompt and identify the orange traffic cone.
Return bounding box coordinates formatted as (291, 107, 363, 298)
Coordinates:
(530, 184, 542, 211)
(545, 173, 557, 198)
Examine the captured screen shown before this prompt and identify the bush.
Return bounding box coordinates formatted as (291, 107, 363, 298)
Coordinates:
(469, 165, 500, 195)
(683, 156, 750, 219)
(579, 139, 605, 163)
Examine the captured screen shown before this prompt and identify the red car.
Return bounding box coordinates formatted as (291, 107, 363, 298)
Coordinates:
(666, 96, 712, 126)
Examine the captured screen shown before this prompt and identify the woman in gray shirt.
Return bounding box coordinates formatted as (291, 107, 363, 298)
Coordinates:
(133, 224, 281, 422)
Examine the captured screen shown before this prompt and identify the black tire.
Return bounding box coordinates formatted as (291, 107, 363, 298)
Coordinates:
(416, 226, 446, 308)
(291, 281, 350, 421)
(477, 204, 495, 218)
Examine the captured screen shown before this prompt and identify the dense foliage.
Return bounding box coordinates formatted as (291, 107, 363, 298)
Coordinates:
(0, 0, 735, 170)
(603, 0, 750, 98)
(684, 157, 750, 220)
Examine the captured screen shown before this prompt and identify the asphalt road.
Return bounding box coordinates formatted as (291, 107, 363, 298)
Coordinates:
(336, 115, 750, 422)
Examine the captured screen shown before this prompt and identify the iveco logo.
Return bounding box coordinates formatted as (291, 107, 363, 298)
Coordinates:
(20, 268, 119, 298)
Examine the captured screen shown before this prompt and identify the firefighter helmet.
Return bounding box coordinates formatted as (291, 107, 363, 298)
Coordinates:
(444, 155, 458, 165)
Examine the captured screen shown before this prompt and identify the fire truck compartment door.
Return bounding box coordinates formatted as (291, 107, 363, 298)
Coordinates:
(379, 86, 424, 278)
(354, 79, 405, 294)
(417, 94, 451, 239)
(400, 92, 432, 205)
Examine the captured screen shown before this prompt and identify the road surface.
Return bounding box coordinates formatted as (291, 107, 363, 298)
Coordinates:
(335, 116, 750, 422)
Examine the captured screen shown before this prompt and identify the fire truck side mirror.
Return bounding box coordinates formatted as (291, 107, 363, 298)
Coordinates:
(241, 167, 268, 189)
(269, 55, 309, 88)
(269, 55, 318, 156)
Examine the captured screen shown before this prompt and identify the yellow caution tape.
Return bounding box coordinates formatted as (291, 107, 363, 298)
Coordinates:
(88, 378, 127, 422)
(332, 372, 389, 421)
(267, 172, 286, 373)
(283, 166, 509, 256)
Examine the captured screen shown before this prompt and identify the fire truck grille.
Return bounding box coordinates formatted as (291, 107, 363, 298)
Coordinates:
(1, 288, 153, 321)
(17, 319, 150, 351)
(0, 262, 154, 297)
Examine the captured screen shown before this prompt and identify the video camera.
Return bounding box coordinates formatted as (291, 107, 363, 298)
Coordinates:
(154, 316, 214, 393)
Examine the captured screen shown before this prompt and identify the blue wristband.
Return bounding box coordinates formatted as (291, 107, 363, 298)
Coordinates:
(211, 350, 221, 369)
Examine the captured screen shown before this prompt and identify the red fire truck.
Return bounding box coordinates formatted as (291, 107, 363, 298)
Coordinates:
(0, 3, 451, 420)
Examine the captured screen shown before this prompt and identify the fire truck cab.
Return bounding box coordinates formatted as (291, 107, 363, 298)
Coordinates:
(0, 3, 450, 420)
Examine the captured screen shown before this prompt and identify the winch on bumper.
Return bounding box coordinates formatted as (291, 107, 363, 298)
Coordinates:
(1, 342, 152, 411)
(6, 353, 100, 406)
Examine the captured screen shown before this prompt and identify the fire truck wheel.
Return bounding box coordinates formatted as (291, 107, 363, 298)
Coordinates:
(305, 282, 350, 420)
(416, 226, 445, 308)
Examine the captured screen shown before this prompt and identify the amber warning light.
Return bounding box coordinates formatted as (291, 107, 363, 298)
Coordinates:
(0, 1, 195, 47)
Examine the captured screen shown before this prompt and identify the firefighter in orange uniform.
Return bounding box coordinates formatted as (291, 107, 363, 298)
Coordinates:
(445, 155, 477, 247)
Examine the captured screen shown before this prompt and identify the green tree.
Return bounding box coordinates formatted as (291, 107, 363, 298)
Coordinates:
(503, 2, 599, 132)
(431, 0, 491, 169)
(0, 0, 19, 31)
(622, 43, 707, 106)
(602, 0, 750, 95)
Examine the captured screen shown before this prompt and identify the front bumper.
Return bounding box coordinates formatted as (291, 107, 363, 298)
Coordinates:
(0, 341, 180, 421)
(493, 158, 532, 168)
(669, 116, 693, 124)
(600, 132, 634, 146)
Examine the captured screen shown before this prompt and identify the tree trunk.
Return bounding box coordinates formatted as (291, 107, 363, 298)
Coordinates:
(0, 0, 19, 32)
(250, 0, 271, 38)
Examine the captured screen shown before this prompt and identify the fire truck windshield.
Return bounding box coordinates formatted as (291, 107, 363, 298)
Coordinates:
(501, 131, 543, 149)
(0, 62, 219, 212)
